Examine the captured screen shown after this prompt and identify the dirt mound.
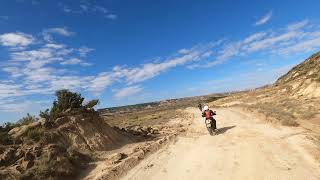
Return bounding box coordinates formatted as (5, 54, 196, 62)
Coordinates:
(53, 109, 130, 152)
(0, 109, 131, 180)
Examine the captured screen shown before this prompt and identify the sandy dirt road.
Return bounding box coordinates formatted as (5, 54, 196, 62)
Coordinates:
(121, 108, 320, 180)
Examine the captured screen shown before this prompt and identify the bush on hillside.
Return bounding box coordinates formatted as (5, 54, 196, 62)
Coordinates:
(25, 127, 44, 141)
(17, 113, 37, 126)
(39, 89, 99, 122)
(0, 123, 18, 145)
(84, 99, 99, 109)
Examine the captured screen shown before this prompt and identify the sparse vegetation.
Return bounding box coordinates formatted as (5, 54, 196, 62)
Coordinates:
(85, 99, 100, 109)
(104, 109, 180, 128)
(0, 113, 38, 145)
(0, 89, 100, 180)
(21, 145, 90, 180)
(48, 89, 85, 121)
(17, 113, 38, 126)
(281, 119, 299, 126)
(0, 123, 15, 145)
(40, 89, 99, 123)
(25, 127, 44, 141)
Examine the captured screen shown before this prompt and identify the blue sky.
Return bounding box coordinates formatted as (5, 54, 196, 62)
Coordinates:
(1, 0, 320, 123)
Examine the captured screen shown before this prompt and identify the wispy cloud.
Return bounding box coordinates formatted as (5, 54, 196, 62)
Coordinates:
(105, 14, 117, 20)
(191, 19, 320, 68)
(112, 43, 220, 85)
(113, 86, 143, 99)
(88, 72, 115, 94)
(1, 19, 320, 114)
(0, 16, 9, 21)
(254, 11, 272, 26)
(78, 46, 94, 57)
(287, 19, 309, 31)
(60, 58, 92, 66)
(57, 1, 117, 20)
(42, 27, 74, 42)
(0, 29, 216, 110)
(0, 29, 98, 112)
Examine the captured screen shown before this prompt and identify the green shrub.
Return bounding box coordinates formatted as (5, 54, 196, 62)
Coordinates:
(38, 90, 100, 123)
(39, 109, 50, 121)
(0, 123, 18, 145)
(55, 89, 84, 110)
(281, 119, 299, 127)
(48, 90, 84, 120)
(39, 90, 85, 121)
(25, 127, 44, 141)
(0, 131, 13, 145)
(84, 99, 99, 109)
(17, 113, 37, 125)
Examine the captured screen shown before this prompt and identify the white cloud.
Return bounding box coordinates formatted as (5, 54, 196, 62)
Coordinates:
(60, 58, 92, 66)
(2, 67, 23, 78)
(178, 49, 190, 54)
(0, 32, 34, 47)
(45, 43, 65, 49)
(113, 86, 143, 99)
(43, 27, 74, 42)
(23, 67, 55, 83)
(0, 101, 33, 112)
(115, 47, 208, 84)
(254, 11, 272, 26)
(0, 83, 25, 99)
(50, 76, 88, 91)
(244, 31, 299, 53)
(88, 72, 115, 94)
(60, 58, 82, 65)
(45, 27, 74, 36)
(2, 20, 320, 116)
(105, 14, 117, 20)
(0, 29, 98, 104)
(277, 35, 320, 55)
(243, 32, 267, 44)
(192, 19, 320, 68)
(11, 48, 53, 62)
(287, 20, 309, 31)
(57, 1, 117, 20)
(78, 46, 94, 57)
(0, 99, 49, 115)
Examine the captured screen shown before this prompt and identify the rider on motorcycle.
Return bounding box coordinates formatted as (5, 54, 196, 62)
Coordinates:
(202, 105, 217, 130)
(198, 103, 202, 112)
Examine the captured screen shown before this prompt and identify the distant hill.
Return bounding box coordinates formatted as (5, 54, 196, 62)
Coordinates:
(99, 94, 227, 116)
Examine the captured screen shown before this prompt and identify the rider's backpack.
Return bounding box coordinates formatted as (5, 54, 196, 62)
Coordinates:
(204, 110, 212, 119)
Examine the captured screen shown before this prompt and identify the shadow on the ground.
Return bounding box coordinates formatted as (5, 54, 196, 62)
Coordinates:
(216, 125, 236, 135)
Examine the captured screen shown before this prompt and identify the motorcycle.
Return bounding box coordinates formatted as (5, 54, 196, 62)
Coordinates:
(205, 112, 217, 135)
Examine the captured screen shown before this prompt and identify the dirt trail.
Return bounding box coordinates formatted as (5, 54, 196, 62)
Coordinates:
(121, 108, 320, 180)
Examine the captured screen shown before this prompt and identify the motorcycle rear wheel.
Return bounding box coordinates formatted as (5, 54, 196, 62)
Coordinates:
(207, 127, 214, 135)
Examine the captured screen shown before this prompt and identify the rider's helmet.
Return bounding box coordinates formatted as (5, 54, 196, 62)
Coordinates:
(203, 105, 209, 111)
